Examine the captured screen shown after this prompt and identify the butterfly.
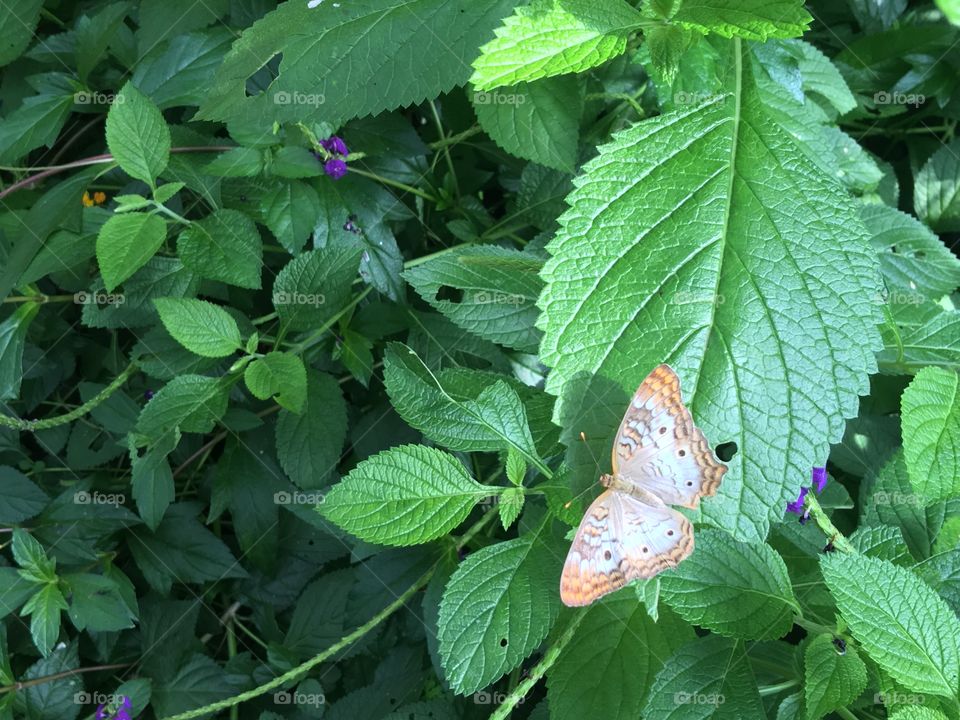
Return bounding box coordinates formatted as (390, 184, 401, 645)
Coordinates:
(560, 364, 727, 607)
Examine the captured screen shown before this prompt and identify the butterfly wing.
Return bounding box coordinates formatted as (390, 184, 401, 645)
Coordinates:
(560, 490, 694, 607)
(611, 364, 726, 509)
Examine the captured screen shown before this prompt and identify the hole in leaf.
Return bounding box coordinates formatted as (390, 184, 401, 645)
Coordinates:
(603, 550, 612, 561)
(715, 441, 738, 462)
(499, 638, 507, 647)
(435, 285, 463, 303)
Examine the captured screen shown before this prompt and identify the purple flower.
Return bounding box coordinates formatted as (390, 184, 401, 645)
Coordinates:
(812, 466, 827, 493)
(324, 158, 348, 179)
(786, 486, 808, 514)
(96, 706, 109, 720)
(320, 136, 348, 157)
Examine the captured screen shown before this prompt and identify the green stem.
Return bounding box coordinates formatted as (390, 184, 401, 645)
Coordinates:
(793, 617, 836, 636)
(2, 294, 75, 304)
(835, 708, 858, 720)
(758, 679, 799, 697)
(345, 167, 438, 202)
(803, 491, 856, 554)
(429, 100, 459, 198)
(0, 363, 137, 431)
(489, 611, 587, 720)
(159, 509, 496, 720)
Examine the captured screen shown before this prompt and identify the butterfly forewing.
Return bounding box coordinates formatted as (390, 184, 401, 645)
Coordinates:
(560, 491, 694, 607)
(612, 364, 726, 509)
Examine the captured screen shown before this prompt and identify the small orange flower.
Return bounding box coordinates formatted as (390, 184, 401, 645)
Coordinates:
(82, 191, 94, 207)
(82, 191, 107, 207)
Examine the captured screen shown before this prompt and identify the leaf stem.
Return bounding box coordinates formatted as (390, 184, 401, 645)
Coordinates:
(757, 679, 799, 696)
(0, 363, 137, 431)
(489, 610, 586, 720)
(344, 167, 439, 202)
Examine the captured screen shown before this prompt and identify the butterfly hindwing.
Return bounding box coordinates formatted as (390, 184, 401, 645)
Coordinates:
(560, 491, 694, 607)
(612, 364, 726, 508)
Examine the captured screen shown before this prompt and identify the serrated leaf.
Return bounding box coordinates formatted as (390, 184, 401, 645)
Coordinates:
(472, 76, 582, 172)
(0, 467, 47, 524)
(660, 529, 799, 639)
(848, 525, 911, 565)
(204, 146, 264, 177)
(438, 531, 561, 694)
(154, 297, 242, 358)
(862, 203, 960, 300)
(506, 448, 526, 486)
(643, 635, 764, 719)
(498, 487, 525, 530)
(0, 302, 40, 401)
(96, 213, 168, 291)
(197, 0, 515, 127)
(275, 370, 347, 489)
(789, 39, 856, 115)
(321, 445, 487, 546)
(672, 0, 812, 40)
(0, 0, 44, 67)
(136, 374, 229, 441)
(384, 343, 541, 464)
(129, 429, 179, 531)
(21, 584, 66, 657)
(244, 352, 307, 413)
(12, 529, 54, 580)
(547, 596, 693, 720)
(131, 28, 233, 109)
(821, 553, 960, 698)
(889, 709, 950, 720)
(273, 245, 362, 331)
(105, 82, 171, 186)
(901, 367, 960, 501)
(64, 573, 136, 632)
(261, 180, 320, 254)
(538, 40, 882, 541)
(915, 138, 960, 232)
(470, 0, 645, 90)
(177, 209, 262, 289)
(804, 634, 868, 720)
(404, 246, 544, 352)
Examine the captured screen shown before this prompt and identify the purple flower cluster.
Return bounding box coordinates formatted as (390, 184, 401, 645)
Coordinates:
(96, 696, 132, 720)
(786, 467, 828, 523)
(319, 136, 349, 180)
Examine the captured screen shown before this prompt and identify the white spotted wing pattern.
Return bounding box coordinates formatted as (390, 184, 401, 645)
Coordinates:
(560, 364, 727, 607)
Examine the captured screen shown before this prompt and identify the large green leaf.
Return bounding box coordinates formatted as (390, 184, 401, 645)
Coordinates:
(0, 302, 40, 401)
(803, 633, 867, 720)
(671, 0, 812, 40)
(546, 596, 693, 720)
(96, 213, 168, 292)
(901, 366, 960, 501)
(538, 39, 882, 541)
(153, 297, 242, 358)
(177, 209, 262, 289)
(915, 138, 960, 232)
(320, 445, 488, 546)
(438, 529, 562, 694)
(642, 636, 764, 719)
(196, 0, 514, 126)
(470, 0, 645, 90)
(0, 0, 44, 66)
(660, 529, 799, 639)
(105, 82, 171, 186)
(821, 553, 960, 698)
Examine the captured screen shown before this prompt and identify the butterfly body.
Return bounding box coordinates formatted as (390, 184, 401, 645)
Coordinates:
(560, 364, 727, 608)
